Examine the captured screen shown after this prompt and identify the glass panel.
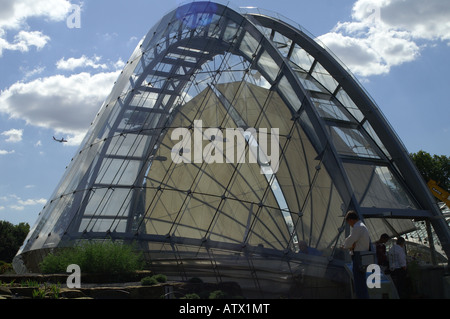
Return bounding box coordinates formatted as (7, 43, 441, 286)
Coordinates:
(335, 88, 365, 122)
(223, 20, 240, 42)
(364, 218, 416, 245)
(83, 188, 131, 218)
(95, 159, 141, 185)
(174, 193, 220, 239)
(278, 76, 302, 111)
(207, 14, 223, 39)
(310, 61, 339, 93)
(106, 133, 149, 158)
(290, 44, 314, 72)
(81, 218, 127, 233)
(239, 31, 260, 60)
(257, 50, 280, 82)
(329, 126, 380, 159)
(362, 121, 392, 160)
(299, 109, 323, 151)
(144, 189, 186, 236)
(292, 67, 328, 94)
(273, 31, 293, 57)
(217, 81, 270, 130)
(311, 97, 352, 122)
(209, 199, 251, 244)
(343, 163, 419, 209)
(256, 88, 294, 136)
(247, 205, 289, 250)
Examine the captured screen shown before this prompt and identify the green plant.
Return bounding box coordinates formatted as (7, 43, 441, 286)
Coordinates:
(0, 279, 15, 287)
(141, 276, 158, 286)
(32, 287, 47, 299)
(152, 274, 167, 283)
(141, 274, 167, 286)
(0, 261, 13, 274)
(31, 283, 61, 299)
(39, 241, 143, 275)
(39, 249, 78, 274)
(209, 290, 228, 299)
(48, 283, 61, 299)
(21, 279, 40, 287)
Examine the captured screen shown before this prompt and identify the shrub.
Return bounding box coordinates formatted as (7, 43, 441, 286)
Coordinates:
(0, 261, 13, 274)
(39, 249, 78, 274)
(39, 241, 143, 275)
(209, 290, 228, 299)
(141, 274, 167, 286)
(152, 274, 167, 283)
(141, 276, 158, 286)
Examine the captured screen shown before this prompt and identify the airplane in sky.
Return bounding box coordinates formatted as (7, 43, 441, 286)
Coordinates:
(53, 136, 68, 143)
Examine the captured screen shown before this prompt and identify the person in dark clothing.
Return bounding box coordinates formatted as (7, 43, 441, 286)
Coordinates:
(376, 233, 390, 272)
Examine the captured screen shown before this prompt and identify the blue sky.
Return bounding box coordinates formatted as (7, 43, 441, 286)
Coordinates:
(0, 0, 449, 226)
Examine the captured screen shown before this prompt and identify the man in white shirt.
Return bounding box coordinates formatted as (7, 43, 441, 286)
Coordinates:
(388, 237, 407, 298)
(343, 214, 371, 253)
(343, 210, 371, 299)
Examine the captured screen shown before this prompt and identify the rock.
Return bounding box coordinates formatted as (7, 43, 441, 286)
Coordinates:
(0, 286, 11, 295)
(87, 288, 131, 299)
(60, 289, 87, 299)
(9, 287, 35, 298)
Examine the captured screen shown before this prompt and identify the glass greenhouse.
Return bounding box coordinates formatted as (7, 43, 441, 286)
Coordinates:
(13, 1, 450, 298)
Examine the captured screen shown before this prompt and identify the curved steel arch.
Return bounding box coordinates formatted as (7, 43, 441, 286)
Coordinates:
(248, 13, 450, 259)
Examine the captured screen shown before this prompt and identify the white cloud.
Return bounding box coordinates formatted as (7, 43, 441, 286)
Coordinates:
(0, 0, 72, 30)
(1, 128, 23, 143)
(0, 0, 72, 57)
(17, 198, 47, 206)
(0, 194, 47, 211)
(56, 55, 108, 71)
(0, 71, 120, 145)
(114, 58, 126, 70)
(373, 0, 450, 41)
(0, 150, 15, 155)
(14, 30, 50, 50)
(21, 65, 46, 80)
(318, 32, 389, 77)
(319, 0, 450, 77)
(0, 30, 50, 56)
